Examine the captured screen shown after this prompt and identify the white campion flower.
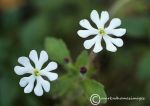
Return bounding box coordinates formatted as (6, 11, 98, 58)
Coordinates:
(14, 50, 58, 96)
(77, 10, 126, 53)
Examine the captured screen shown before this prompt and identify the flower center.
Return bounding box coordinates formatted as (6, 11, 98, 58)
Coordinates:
(99, 28, 106, 36)
(33, 69, 40, 76)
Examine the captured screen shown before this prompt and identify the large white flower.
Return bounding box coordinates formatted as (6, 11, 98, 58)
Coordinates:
(77, 10, 126, 53)
(14, 50, 58, 96)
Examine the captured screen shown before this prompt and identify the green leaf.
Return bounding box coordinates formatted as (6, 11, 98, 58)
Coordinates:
(138, 52, 150, 80)
(82, 79, 107, 104)
(75, 51, 96, 77)
(45, 37, 71, 64)
(75, 51, 88, 69)
(51, 74, 75, 97)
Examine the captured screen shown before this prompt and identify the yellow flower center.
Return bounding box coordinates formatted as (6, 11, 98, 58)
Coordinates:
(99, 28, 106, 36)
(33, 69, 40, 76)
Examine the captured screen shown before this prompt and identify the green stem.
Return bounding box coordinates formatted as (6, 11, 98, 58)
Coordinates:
(109, 0, 132, 16)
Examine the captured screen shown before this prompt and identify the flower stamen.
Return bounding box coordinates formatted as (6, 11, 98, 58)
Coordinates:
(99, 28, 106, 36)
(33, 69, 40, 76)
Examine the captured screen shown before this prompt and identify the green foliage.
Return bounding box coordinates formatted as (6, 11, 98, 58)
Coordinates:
(0, 0, 150, 106)
(45, 38, 107, 105)
(45, 37, 71, 64)
(52, 74, 76, 97)
(75, 51, 89, 69)
(82, 79, 107, 104)
(75, 51, 95, 77)
(138, 52, 150, 80)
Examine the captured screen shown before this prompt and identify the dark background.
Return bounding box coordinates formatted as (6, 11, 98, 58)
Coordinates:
(0, 0, 150, 106)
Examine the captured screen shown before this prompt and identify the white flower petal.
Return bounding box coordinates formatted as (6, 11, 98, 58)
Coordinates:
(77, 30, 98, 38)
(29, 50, 38, 67)
(83, 35, 99, 49)
(24, 75, 35, 93)
(39, 76, 50, 92)
(40, 72, 58, 81)
(79, 19, 96, 30)
(18, 57, 33, 68)
(109, 37, 124, 47)
(106, 18, 121, 29)
(107, 28, 126, 37)
(34, 78, 43, 96)
(14, 66, 33, 75)
(100, 11, 109, 28)
(93, 35, 103, 53)
(19, 79, 28, 87)
(90, 10, 101, 28)
(36, 50, 48, 70)
(103, 35, 117, 52)
(40, 62, 58, 73)
(19, 75, 33, 87)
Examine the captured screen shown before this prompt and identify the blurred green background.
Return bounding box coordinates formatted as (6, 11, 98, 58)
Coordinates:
(0, 0, 150, 106)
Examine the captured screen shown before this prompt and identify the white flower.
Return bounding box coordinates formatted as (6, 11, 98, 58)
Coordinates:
(77, 10, 126, 53)
(14, 50, 58, 96)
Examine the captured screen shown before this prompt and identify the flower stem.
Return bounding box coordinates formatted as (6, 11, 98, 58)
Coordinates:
(89, 51, 97, 67)
(109, 0, 132, 16)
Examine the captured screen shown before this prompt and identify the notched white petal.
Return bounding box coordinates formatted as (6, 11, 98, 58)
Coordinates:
(107, 18, 121, 29)
(14, 66, 32, 75)
(41, 62, 58, 73)
(103, 35, 117, 52)
(19, 75, 34, 87)
(100, 11, 109, 27)
(39, 77, 50, 92)
(110, 28, 126, 37)
(93, 36, 103, 53)
(79, 19, 96, 30)
(24, 76, 35, 93)
(34, 79, 43, 96)
(83, 38, 96, 49)
(29, 50, 38, 66)
(110, 38, 124, 47)
(36, 50, 49, 70)
(90, 10, 101, 28)
(77, 30, 97, 38)
(18, 57, 33, 68)
(19, 77, 29, 87)
(40, 51, 48, 61)
(41, 72, 58, 81)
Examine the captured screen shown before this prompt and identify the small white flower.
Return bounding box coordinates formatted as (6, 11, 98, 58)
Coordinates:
(14, 50, 58, 96)
(77, 10, 126, 53)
